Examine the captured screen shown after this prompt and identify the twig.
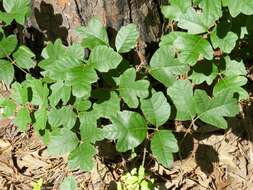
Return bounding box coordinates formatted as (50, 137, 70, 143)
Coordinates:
(142, 147, 147, 167)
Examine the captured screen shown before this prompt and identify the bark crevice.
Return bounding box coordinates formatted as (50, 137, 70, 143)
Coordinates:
(29, 0, 166, 43)
(73, 0, 85, 25)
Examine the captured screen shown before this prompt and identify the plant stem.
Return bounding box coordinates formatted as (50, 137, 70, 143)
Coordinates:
(0, 46, 28, 75)
(169, 20, 174, 32)
(178, 117, 198, 160)
(142, 146, 147, 167)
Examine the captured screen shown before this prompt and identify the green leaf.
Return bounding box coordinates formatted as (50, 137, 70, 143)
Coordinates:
(227, 0, 253, 17)
(68, 142, 96, 171)
(66, 64, 98, 98)
(161, 0, 191, 20)
(222, 56, 247, 76)
(199, 0, 222, 26)
(0, 35, 17, 58)
(76, 17, 109, 49)
(47, 128, 79, 156)
(13, 46, 35, 69)
(14, 107, 31, 132)
(41, 39, 65, 60)
(49, 81, 71, 106)
(189, 61, 218, 85)
(0, 59, 14, 86)
(32, 179, 43, 190)
(108, 111, 147, 152)
(0, 12, 13, 25)
(39, 41, 83, 82)
(27, 79, 49, 107)
(66, 43, 84, 60)
(174, 34, 214, 66)
(0, 99, 16, 117)
(119, 68, 150, 108)
(40, 55, 81, 81)
(222, 0, 229, 6)
(115, 24, 139, 53)
(151, 130, 178, 168)
(178, 8, 208, 34)
(102, 124, 120, 140)
(48, 107, 76, 129)
(73, 98, 91, 112)
(93, 91, 120, 119)
(10, 82, 28, 105)
(79, 111, 104, 143)
(167, 80, 196, 120)
(1, 0, 31, 24)
(42, 130, 51, 145)
(48, 108, 62, 127)
(60, 176, 77, 190)
(178, 0, 222, 34)
(213, 76, 248, 100)
(34, 108, 47, 131)
(140, 92, 171, 127)
(211, 30, 238, 54)
(149, 47, 189, 87)
(89, 45, 122, 72)
(80, 123, 103, 144)
(159, 32, 183, 47)
(194, 89, 240, 129)
(161, 32, 213, 66)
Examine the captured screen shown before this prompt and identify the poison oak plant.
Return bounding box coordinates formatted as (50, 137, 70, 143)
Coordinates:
(0, 0, 251, 180)
(117, 166, 155, 190)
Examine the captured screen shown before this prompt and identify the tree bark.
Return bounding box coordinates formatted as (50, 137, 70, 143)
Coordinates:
(29, 0, 166, 44)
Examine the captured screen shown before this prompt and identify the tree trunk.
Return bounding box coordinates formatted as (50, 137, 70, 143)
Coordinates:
(29, 0, 167, 44)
